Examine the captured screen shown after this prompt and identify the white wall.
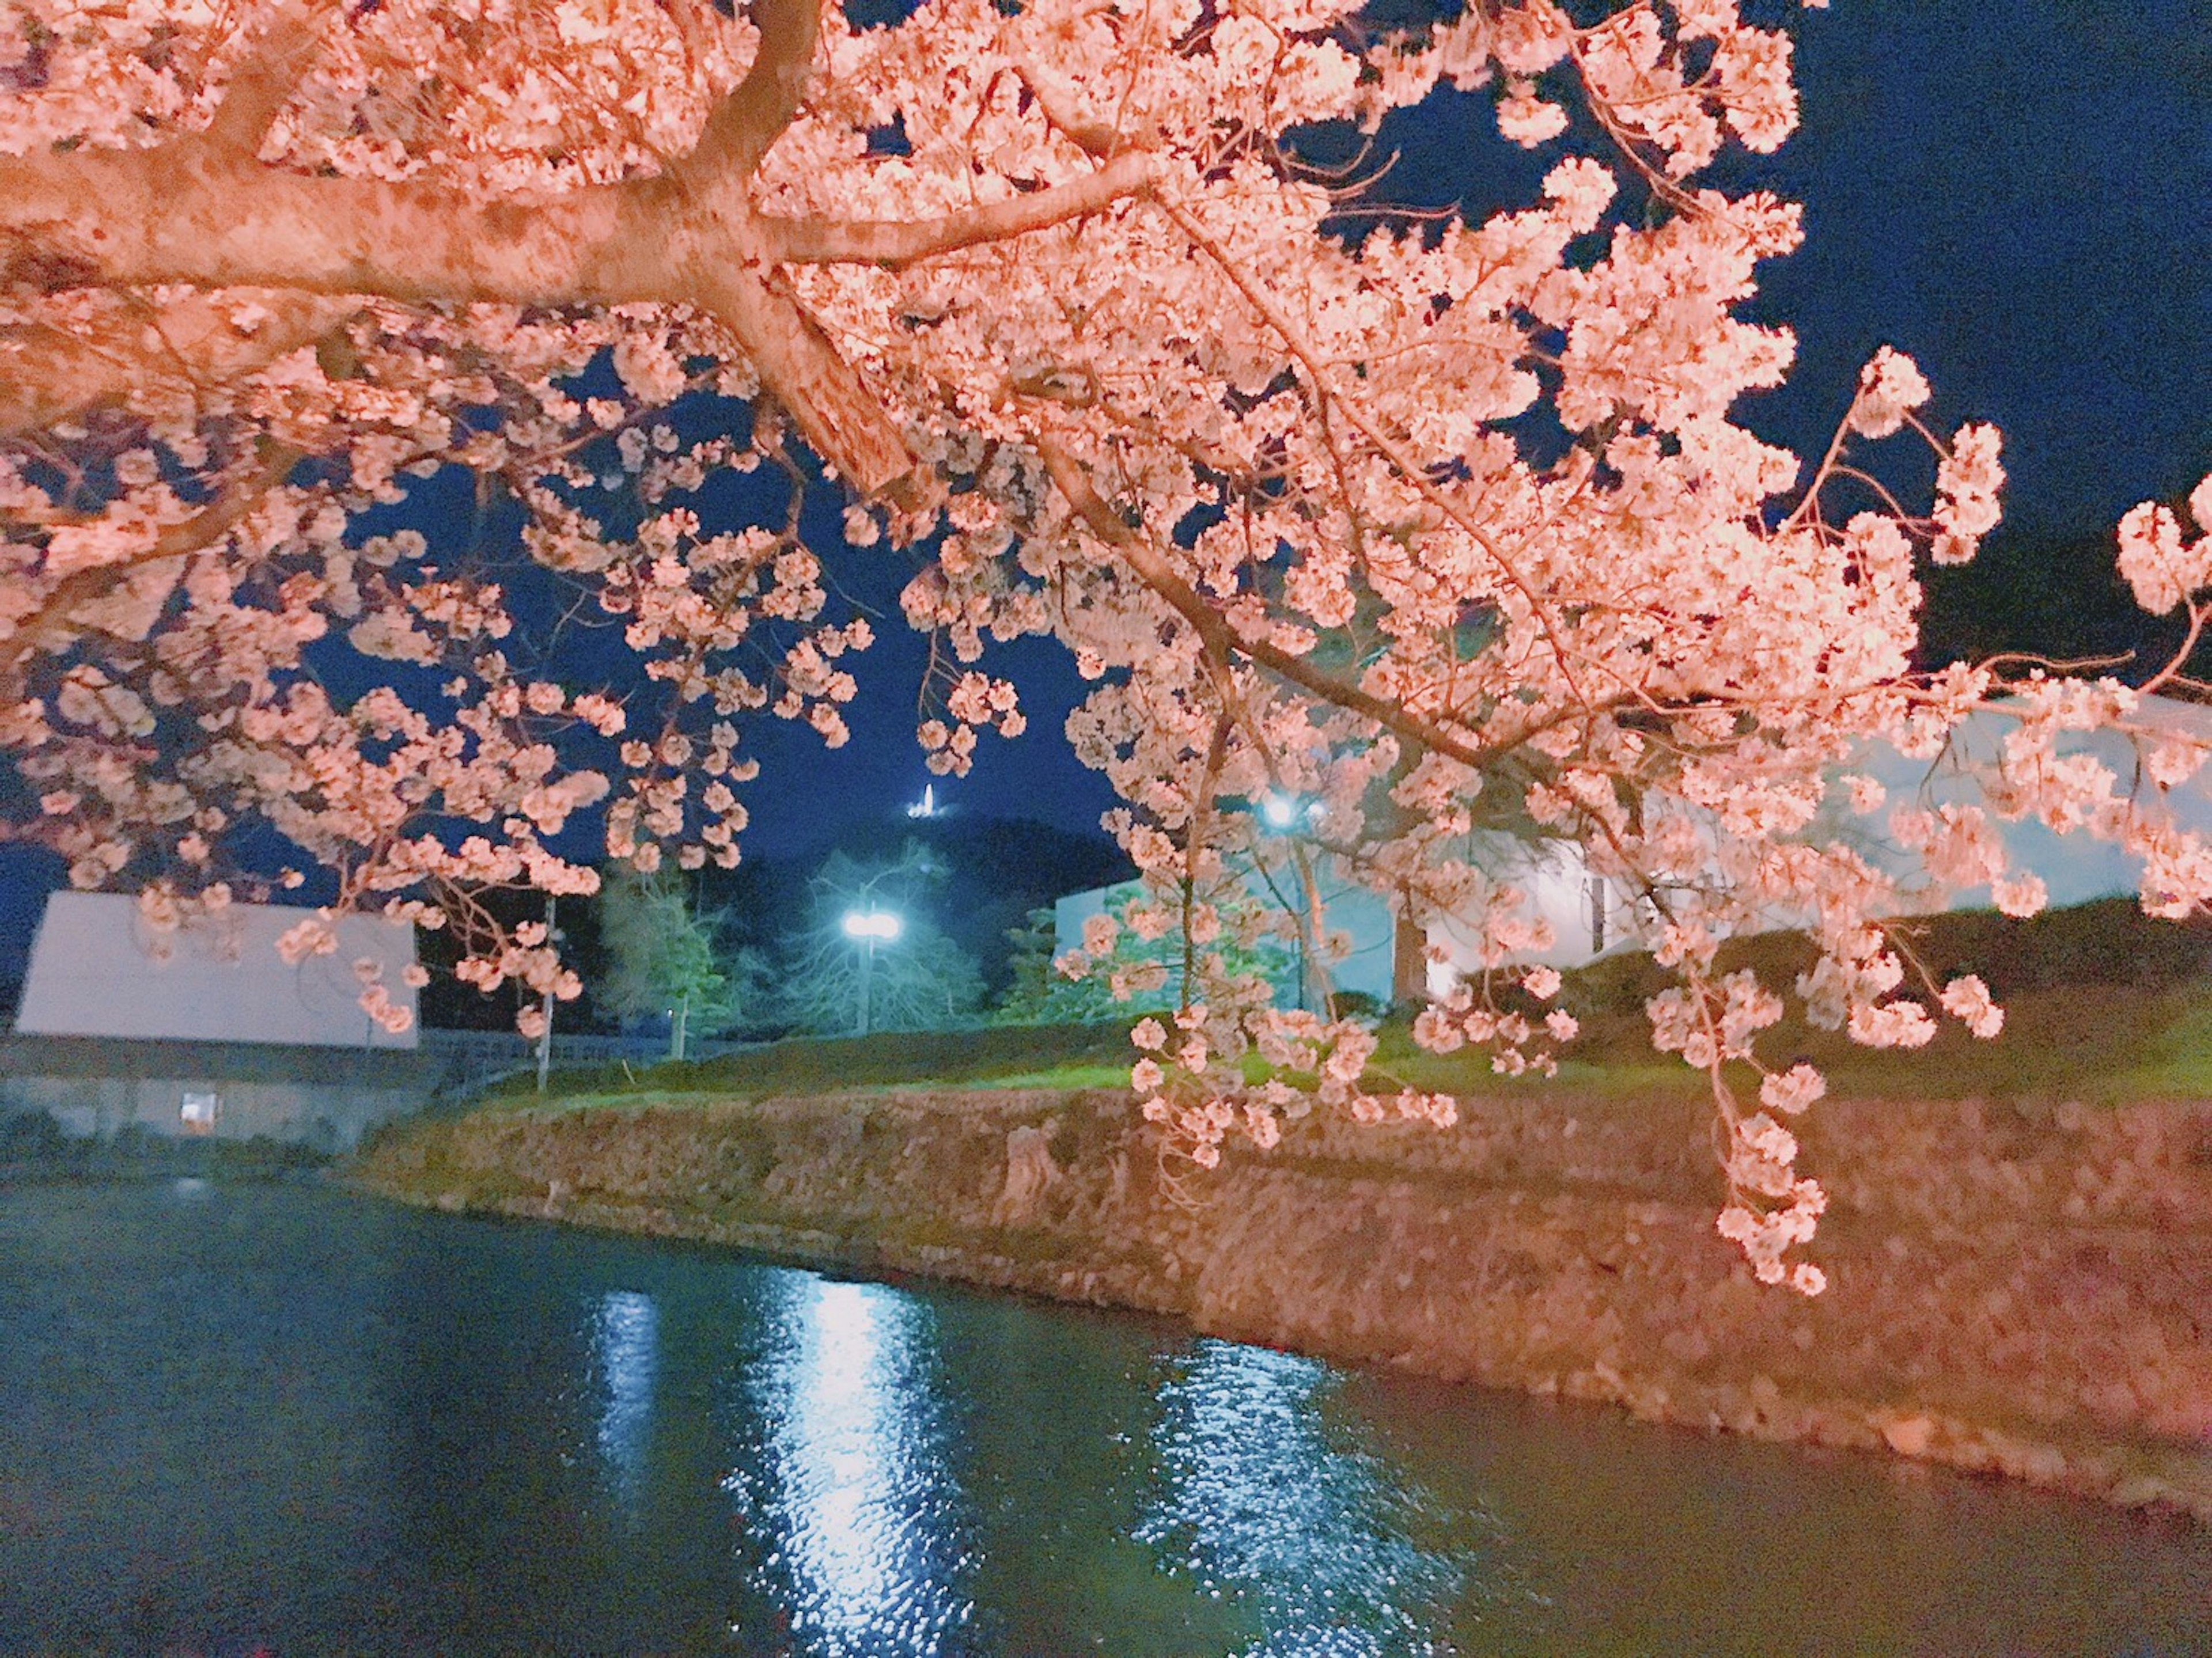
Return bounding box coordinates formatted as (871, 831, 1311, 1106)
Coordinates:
(13, 892, 419, 1049)
(1421, 835, 1618, 996)
(1051, 839, 1619, 1011)
(1844, 695, 2212, 911)
(1301, 873, 1399, 1006)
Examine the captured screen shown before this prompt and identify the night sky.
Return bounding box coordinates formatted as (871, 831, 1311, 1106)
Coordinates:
(2, 1, 2206, 960)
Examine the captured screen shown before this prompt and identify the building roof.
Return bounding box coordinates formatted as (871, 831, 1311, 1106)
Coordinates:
(13, 891, 419, 1050)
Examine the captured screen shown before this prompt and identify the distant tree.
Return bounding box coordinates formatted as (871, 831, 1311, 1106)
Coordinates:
(779, 843, 983, 1036)
(993, 890, 1298, 1027)
(808, 814, 1135, 995)
(993, 906, 1073, 1025)
(599, 864, 761, 1058)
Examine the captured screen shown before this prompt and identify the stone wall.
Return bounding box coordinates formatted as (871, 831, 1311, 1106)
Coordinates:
(349, 1084, 2212, 1520)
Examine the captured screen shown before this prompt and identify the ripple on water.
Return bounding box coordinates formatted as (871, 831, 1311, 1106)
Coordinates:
(0, 1183, 2205, 1657)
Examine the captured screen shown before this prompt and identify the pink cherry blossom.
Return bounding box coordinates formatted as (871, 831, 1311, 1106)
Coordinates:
(0, 0, 2199, 1293)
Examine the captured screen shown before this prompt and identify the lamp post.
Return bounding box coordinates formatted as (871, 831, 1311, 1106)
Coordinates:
(840, 909, 903, 1036)
(535, 896, 563, 1094)
(1257, 792, 1319, 1010)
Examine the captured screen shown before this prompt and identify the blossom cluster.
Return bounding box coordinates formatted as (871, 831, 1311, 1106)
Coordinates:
(0, 0, 2202, 1289)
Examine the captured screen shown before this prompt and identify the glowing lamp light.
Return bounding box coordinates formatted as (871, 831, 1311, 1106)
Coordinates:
(1260, 793, 1314, 830)
(842, 910, 903, 942)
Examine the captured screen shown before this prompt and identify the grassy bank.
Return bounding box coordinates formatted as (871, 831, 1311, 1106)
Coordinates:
(478, 898, 2212, 1114)
(471, 1020, 1146, 1107)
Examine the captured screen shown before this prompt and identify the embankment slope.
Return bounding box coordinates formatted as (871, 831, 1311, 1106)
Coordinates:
(351, 1084, 2212, 1520)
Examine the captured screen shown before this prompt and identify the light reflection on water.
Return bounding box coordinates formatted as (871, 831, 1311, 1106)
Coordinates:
(1, 1185, 2206, 1656)
(723, 1273, 982, 1656)
(1137, 1340, 1534, 1658)
(589, 1288, 657, 1510)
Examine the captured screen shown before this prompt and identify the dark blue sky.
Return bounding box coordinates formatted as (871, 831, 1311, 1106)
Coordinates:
(2, 1, 2205, 955)
(1748, 0, 2207, 540)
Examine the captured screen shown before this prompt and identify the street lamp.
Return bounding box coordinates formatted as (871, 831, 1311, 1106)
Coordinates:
(840, 909, 903, 1036)
(535, 897, 567, 1094)
(1260, 791, 1324, 832)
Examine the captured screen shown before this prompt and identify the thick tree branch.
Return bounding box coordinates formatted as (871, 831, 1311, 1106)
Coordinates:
(0, 130, 918, 496)
(0, 290, 357, 437)
(768, 152, 1153, 267)
(676, 0, 822, 184)
(0, 142, 647, 305)
(0, 139, 646, 305)
(202, 1, 331, 157)
(1036, 437, 1497, 773)
(0, 0, 972, 501)
(0, 0, 930, 499)
(695, 264, 923, 502)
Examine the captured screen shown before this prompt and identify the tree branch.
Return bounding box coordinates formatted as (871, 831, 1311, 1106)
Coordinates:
(1154, 195, 1608, 720)
(695, 264, 924, 503)
(201, 0, 332, 158)
(768, 153, 1152, 267)
(1012, 65, 1128, 158)
(0, 137, 923, 496)
(675, 0, 823, 184)
(1036, 436, 1497, 774)
(0, 141, 647, 305)
(0, 0, 933, 500)
(5, 441, 301, 667)
(150, 442, 303, 559)
(0, 290, 357, 438)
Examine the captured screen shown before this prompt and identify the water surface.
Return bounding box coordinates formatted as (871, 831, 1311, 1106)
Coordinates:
(0, 1183, 2204, 1655)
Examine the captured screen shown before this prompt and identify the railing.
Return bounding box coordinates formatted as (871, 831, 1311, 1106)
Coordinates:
(415, 1028, 755, 1093)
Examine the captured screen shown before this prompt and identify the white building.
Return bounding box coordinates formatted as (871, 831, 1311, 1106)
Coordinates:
(5, 891, 426, 1148)
(1052, 696, 2212, 1010)
(1054, 830, 1619, 1010)
(14, 891, 419, 1049)
(1841, 693, 2212, 912)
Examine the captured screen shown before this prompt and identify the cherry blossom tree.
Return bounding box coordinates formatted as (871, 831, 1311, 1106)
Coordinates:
(3, 0, 2207, 1288)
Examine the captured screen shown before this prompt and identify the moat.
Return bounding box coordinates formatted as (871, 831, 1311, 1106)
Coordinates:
(2, 1181, 2205, 1655)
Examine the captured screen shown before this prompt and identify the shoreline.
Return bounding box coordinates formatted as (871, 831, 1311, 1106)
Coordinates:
(347, 1083, 2212, 1524)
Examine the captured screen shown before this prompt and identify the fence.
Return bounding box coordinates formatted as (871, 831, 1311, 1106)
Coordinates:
(416, 1028, 755, 1094)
